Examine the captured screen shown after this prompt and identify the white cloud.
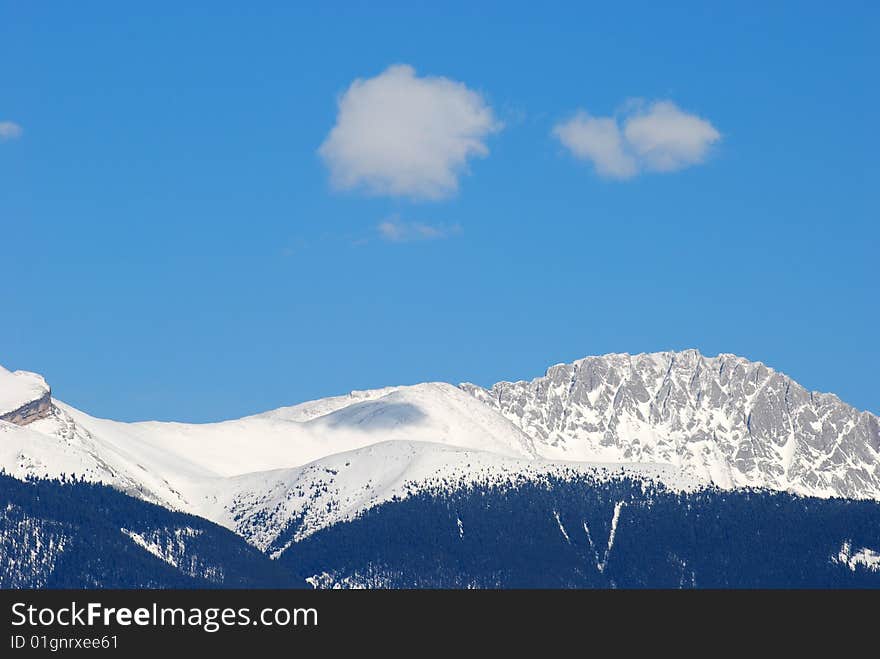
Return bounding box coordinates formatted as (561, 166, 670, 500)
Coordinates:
(553, 101, 720, 179)
(552, 112, 637, 179)
(377, 217, 462, 243)
(624, 101, 720, 172)
(0, 121, 23, 141)
(319, 64, 500, 200)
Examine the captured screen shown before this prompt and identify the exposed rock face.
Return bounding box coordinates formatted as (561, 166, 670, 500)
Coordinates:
(0, 368, 53, 426)
(0, 391, 53, 426)
(461, 350, 880, 500)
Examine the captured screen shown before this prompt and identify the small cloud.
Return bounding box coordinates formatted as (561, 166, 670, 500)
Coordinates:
(376, 217, 462, 243)
(319, 64, 501, 201)
(553, 101, 720, 179)
(0, 121, 23, 141)
(552, 112, 637, 179)
(624, 101, 720, 172)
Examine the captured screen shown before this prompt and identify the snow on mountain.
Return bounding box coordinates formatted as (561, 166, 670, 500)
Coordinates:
(834, 541, 880, 573)
(461, 349, 880, 500)
(1, 349, 878, 552)
(1, 378, 553, 542)
(35, 381, 535, 482)
(0, 502, 69, 588)
(194, 440, 694, 554)
(0, 414, 181, 506)
(0, 367, 51, 425)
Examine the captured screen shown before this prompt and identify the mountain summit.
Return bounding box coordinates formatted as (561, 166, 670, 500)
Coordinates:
(0, 366, 51, 426)
(461, 350, 880, 500)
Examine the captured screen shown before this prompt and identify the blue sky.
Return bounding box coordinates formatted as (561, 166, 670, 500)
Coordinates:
(1, 2, 878, 421)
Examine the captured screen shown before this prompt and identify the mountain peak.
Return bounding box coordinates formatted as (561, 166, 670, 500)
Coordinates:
(461, 350, 880, 500)
(527, 350, 770, 387)
(0, 367, 52, 425)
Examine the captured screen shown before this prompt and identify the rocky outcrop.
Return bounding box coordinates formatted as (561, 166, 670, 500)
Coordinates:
(462, 349, 880, 500)
(0, 368, 53, 427)
(0, 391, 53, 426)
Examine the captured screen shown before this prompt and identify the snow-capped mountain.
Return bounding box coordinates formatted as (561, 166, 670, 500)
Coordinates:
(202, 442, 691, 555)
(461, 349, 880, 500)
(3, 376, 630, 547)
(0, 349, 878, 555)
(0, 366, 51, 426)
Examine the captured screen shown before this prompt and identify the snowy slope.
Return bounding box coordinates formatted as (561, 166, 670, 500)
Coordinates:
(193, 440, 695, 554)
(38, 381, 536, 478)
(0, 417, 182, 506)
(2, 378, 553, 543)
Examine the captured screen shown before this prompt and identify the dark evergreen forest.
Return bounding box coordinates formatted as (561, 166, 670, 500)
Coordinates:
(3, 471, 879, 588)
(0, 472, 301, 588)
(281, 476, 880, 588)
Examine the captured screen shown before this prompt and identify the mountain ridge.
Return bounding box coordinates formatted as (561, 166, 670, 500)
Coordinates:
(0, 348, 877, 551)
(461, 349, 880, 499)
